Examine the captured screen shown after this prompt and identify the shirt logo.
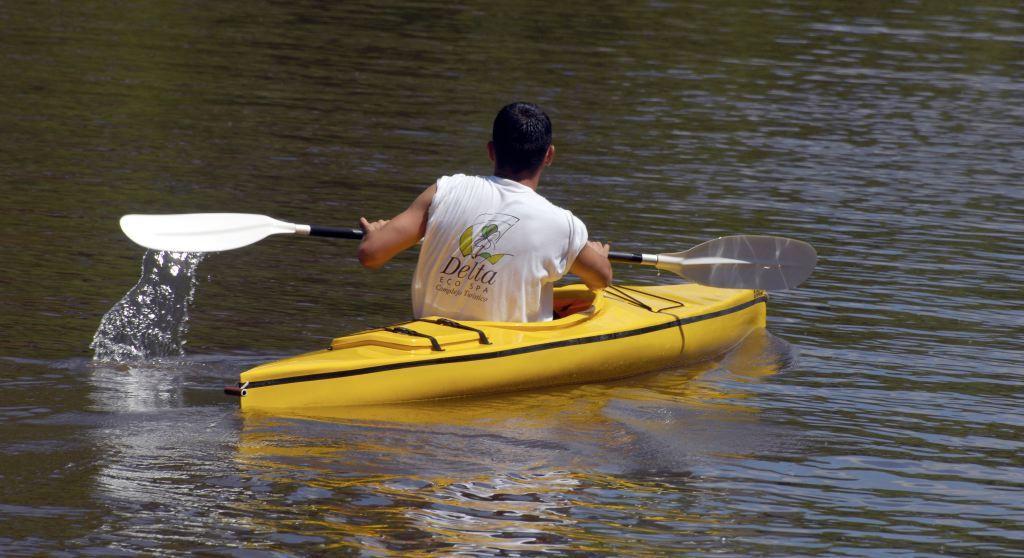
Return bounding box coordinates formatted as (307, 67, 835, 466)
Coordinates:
(458, 213, 519, 263)
(435, 213, 519, 302)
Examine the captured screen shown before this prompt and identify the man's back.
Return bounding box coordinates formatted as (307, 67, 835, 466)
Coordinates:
(356, 102, 612, 322)
(412, 174, 588, 322)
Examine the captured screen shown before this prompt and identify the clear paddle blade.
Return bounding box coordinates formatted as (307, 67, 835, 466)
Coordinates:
(656, 235, 817, 291)
(119, 213, 300, 252)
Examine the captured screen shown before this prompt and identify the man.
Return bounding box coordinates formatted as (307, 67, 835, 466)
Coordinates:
(357, 102, 612, 322)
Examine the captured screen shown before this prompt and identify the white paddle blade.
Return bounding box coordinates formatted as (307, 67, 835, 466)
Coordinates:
(656, 235, 817, 291)
(119, 213, 302, 252)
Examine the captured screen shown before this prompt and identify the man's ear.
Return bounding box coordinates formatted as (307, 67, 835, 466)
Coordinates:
(544, 144, 556, 167)
(487, 141, 496, 163)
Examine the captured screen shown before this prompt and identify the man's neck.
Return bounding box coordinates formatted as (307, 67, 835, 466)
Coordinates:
(494, 169, 542, 190)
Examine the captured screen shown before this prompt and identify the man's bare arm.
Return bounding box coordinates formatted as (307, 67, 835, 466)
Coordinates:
(357, 184, 437, 270)
(570, 241, 613, 291)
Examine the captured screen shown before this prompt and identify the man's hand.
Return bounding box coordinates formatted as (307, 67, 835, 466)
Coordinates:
(587, 241, 610, 258)
(359, 217, 389, 235)
(570, 241, 613, 290)
(357, 217, 393, 270)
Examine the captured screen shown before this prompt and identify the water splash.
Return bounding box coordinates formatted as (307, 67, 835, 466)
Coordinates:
(91, 251, 206, 362)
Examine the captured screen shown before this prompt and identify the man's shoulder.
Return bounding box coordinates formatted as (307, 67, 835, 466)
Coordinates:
(439, 173, 489, 185)
(435, 173, 483, 196)
(526, 196, 586, 235)
(530, 191, 577, 216)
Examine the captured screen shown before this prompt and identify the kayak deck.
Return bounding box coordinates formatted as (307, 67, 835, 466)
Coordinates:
(233, 283, 767, 410)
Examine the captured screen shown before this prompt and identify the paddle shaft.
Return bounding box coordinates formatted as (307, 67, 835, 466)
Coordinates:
(307, 227, 662, 266)
(608, 251, 656, 265)
(307, 228, 657, 264)
(305, 225, 363, 240)
(288, 225, 753, 270)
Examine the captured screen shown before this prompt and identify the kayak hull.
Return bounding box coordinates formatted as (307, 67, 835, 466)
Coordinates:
(235, 283, 767, 410)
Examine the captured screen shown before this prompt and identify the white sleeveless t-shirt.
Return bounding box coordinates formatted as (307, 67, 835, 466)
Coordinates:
(411, 174, 589, 322)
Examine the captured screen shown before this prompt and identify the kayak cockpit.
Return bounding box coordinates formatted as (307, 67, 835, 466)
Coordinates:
(553, 289, 598, 319)
(326, 285, 603, 354)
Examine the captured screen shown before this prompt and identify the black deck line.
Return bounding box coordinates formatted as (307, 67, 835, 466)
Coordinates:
(242, 295, 768, 390)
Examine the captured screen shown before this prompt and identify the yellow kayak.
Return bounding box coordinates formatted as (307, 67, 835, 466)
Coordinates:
(229, 283, 767, 411)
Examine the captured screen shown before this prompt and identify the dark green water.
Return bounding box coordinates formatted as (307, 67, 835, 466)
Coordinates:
(2, 1, 1022, 555)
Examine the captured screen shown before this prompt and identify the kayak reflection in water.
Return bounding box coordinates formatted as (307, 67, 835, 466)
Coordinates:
(356, 102, 612, 323)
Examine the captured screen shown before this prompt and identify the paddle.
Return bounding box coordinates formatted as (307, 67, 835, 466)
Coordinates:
(119, 213, 362, 252)
(607, 236, 816, 291)
(119, 213, 816, 291)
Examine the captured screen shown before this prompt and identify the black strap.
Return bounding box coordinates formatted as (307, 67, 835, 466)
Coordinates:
(606, 285, 686, 313)
(385, 326, 443, 351)
(423, 318, 492, 345)
(605, 285, 654, 312)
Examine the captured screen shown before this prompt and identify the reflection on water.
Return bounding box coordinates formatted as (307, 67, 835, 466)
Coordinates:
(48, 332, 790, 554)
(223, 331, 787, 554)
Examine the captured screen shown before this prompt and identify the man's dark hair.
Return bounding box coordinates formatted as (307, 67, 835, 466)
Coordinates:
(491, 102, 552, 175)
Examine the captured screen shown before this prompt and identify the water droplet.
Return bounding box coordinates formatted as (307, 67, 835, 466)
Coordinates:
(90, 251, 207, 362)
